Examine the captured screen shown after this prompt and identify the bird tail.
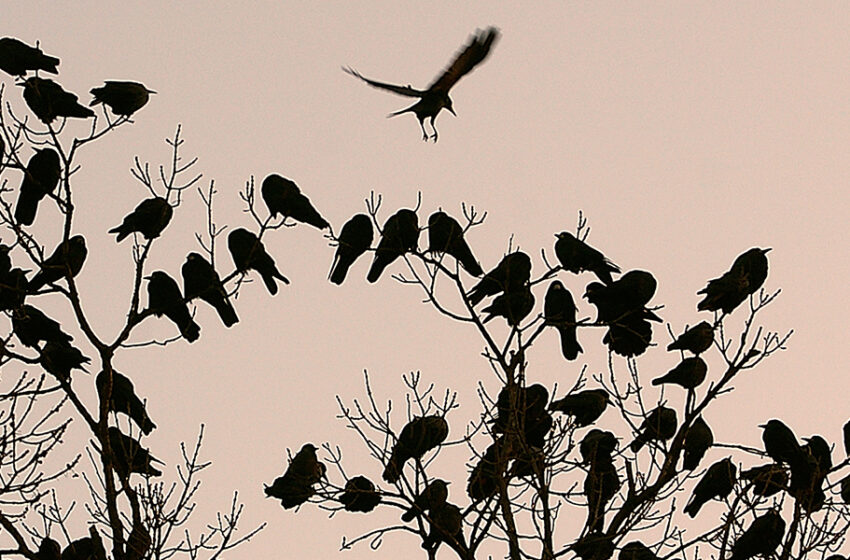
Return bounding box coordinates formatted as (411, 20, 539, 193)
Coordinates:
(109, 225, 131, 242)
(329, 257, 351, 285)
(14, 190, 39, 226)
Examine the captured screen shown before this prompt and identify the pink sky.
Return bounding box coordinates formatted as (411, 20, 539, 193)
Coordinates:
(6, 3, 850, 558)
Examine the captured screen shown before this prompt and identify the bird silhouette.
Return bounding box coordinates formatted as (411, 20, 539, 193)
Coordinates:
(108, 197, 173, 242)
(619, 542, 661, 560)
(28, 235, 87, 292)
(550, 389, 609, 427)
(554, 231, 620, 285)
(697, 248, 770, 315)
(89, 81, 155, 116)
(265, 443, 326, 509)
(729, 510, 785, 560)
(146, 271, 200, 342)
(682, 416, 714, 470)
(12, 305, 72, 348)
(544, 280, 583, 361)
(15, 148, 60, 226)
(182, 252, 238, 327)
(96, 370, 156, 435)
(427, 211, 482, 276)
(60, 527, 106, 560)
(261, 174, 329, 230)
(571, 532, 615, 560)
(39, 340, 90, 381)
(579, 429, 618, 465)
(492, 383, 550, 437)
(422, 501, 465, 553)
(20, 77, 94, 123)
(741, 463, 788, 497)
(481, 283, 535, 326)
(227, 228, 289, 294)
(383, 415, 448, 483)
(630, 406, 677, 452)
(667, 321, 714, 355)
(467, 251, 531, 306)
(329, 214, 373, 285)
(344, 27, 499, 141)
(402, 478, 449, 521)
(760, 419, 803, 465)
(107, 427, 162, 477)
(34, 536, 61, 560)
(683, 457, 736, 518)
(651, 357, 707, 389)
(340, 475, 381, 513)
(467, 439, 502, 502)
(585, 270, 660, 357)
(584, 456, 620, 532)
(0, 267, 29, 311)
(0, 37, 59, 77)
(367, 209, 419, 283)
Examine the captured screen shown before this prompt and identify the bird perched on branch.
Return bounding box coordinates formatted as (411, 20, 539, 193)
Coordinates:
(697, 248, 770, 315)
(107, 427, 162, 477)
(340, 475, 381, 513)
(619, 541, 661, 560)
(60, 527, 106, 560)
(667, 321, 714, 355)
(760, 419, 803, 465)
(182, 252, 238, 327)
(34, 536, 61, 560)
(20, 77, 94, 123)
(630, 406, 677, 452)
(729, 510, 785, 560)
(383, 415, 448, 483)
(0, 37, 59, 77)
(228, 228, 289, 295)
(683, 457, 736, 517)
(109, 197, 173, 242)
(554, 231, 619, 285)
(329, 214, 373, 285)
(28, 235, 87, 292)
(579, 429, 618, 466)
(682, 416, 713, 470)
(402, 478, 449, 521)
(651, 357, 707, 389)
(344, 27, 500, 141)
(741, 463, 787, 497)
(427, 211, 482, 276)
(96, 370, 156, 435)
(481, 283, 534, 326)
(261, 174, 329, 230)
(265, 443, 326, 509)
(39, 340, 90, 381)
(367, 209, 419, 283)
(12, 305, 72, 348)
(90, 81, 155, 116)
(544, 280, 583, 361)
(15, 148, 60, 227)
(145, 271, 200, 342)
(585, 270, 660, 357)
(467, 251, 531, 306)
(550, 389, 609, 427)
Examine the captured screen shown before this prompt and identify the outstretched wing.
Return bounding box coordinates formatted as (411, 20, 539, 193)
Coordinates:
(342, 67, 424, 98)
(427, 27, 500, 94)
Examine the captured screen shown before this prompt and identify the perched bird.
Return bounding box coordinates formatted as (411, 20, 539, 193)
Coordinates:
(261, 174, 329, 230)
(619, 542, 661, 560)
(467, 251, 531, 306)
(228, 228, 289, 295)
(383, 415, 448, 483)
(584, 457, 620, 532)
(39, 340, 90, 381)
(729, 510, 785, 560)
(402, 478, 449, 521)
(492, 384, 549, 435)
(422, 501, 465, 552)
(467, 440, 503, 502)
(630, 406, 677, 452)
(741, 463, 788, 497)
(60, 527, 106, 560)
(367, 209, 419, 283)
(571, 532, 615, 560)
(28, 235, 87, 292)
(107, 427, 162, 477)
(329, 214, 373, 285)
(21, 77, 95, 123)
(667, 321, 714, 355)
(0, 268, 30, 311)
(146, 271, 200, 343)
(96, 370, 156, 435)
(265, 443, 326, 509)
(802, 435, 832, 474)
(340, 475, 381, 513)
(12, 305, 72, 348)
(585, 270, 660, 357)
(683, 457, 736, 518)
(34, 536, 61, 560)
(682, 416, 714, 471)
(481, 283, 535, 326)
(15, 148, 60, 226)
(760, 419, 803, 465)
(554, 231, 620, 285)
(579, 429, 618, 465)
(427, 211, 482, 276)
(108, 197, 173, 242)
(697, 248, 771, 315)
(651, 357, 707, 390)
(344, 27, 500, 141)
(550, 388, 609, 427)
(0, 37, 59, 77)
(89, 81, 155, 116)
(182, 252, 238, 327)
(544, 281, 583, 360)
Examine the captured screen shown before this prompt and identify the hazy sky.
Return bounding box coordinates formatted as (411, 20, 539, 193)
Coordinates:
(7, 2, 850, 558)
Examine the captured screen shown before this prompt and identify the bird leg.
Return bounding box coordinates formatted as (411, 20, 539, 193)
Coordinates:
(418, 118, 429, 141)
(429, 116, 439, 142)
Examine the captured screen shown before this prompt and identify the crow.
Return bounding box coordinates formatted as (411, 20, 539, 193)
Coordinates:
(90, 81, 156, 115)
(683, 457, 736, 518)
(96, 370, 156, 435)
(544, 280, 583, 360)
(228, 228, 289, 295)
(383, 415, 448, 483)
(20, 77, 94, 123)
(109, 197, 173, 242)
(261, 174, 329, 230)
(682, 416, 714, 470)
(28, 235, 87, 291)
(697, 248, 770, 315)
(550, 389, 609, 427)
(0, 37, 59, 76)
(107, 427, 162, 477)
(667, 321, 714, 355)
(329, 214, 373, 285)
(729, 511, 785, 560)
(554, 231, 619, 285)
(427, 211, 482, 276)
(630, 406, 677, 452)
(651, 356, 707, 389)
(146, 271, 200, 342)
(402, 478, 448, 521)
(367, 209, 419, 283)
(340, 475, 381, 513)
(467, 251, 531, 306)
(182, 252, 238, 327)
(265, 443, 325, 509)
(15, 148, 60, 226)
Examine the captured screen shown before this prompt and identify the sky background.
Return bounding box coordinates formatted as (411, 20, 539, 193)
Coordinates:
(6, 2, 850, 558)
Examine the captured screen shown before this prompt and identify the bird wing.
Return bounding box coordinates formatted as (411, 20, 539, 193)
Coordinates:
(427, 27, 500, 93)
(342, 67, 424, 97)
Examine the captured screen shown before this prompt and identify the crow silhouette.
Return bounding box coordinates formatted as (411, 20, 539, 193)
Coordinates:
(20, 77, 94, 123)
(109, 197, 172, 242)
(90, 81, 155, 116)
(261, 174, 329, 230)
(329, 214, 373, 285)
(0, 37, 59, 77)
(15, 148, 60, 226)
(228, 228, 289, 294)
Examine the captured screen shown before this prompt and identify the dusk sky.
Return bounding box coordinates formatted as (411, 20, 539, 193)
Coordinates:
(7, 3, 850, 558)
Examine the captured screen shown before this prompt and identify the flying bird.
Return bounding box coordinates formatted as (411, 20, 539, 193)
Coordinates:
(261, 174, 329, 230)
(182, 252, 238, 327)
(329, 214, 373, 285)
(228, 228, 289, 294)
(0, 37, 59, 77)
(108, 197, 173, 241)
(20, 77, 94, 123)
(15, 148, 60, 227)
(90, 81, 156, 116)
(343, 27, 500, 141)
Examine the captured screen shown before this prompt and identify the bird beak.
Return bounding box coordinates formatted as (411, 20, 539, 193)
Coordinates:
(763, 247, 772, 253)
(148, 89, 158, 94)
(448, 106, 457, 117)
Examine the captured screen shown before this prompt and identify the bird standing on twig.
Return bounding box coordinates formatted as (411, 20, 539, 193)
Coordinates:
(343, 27, 500, 141)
